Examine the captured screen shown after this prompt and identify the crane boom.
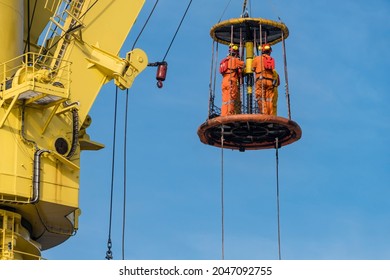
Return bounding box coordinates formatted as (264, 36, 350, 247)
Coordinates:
(0, 0, 148, 259)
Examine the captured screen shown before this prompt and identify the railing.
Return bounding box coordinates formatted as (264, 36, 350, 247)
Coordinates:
(0, 52, 72, 128)
(0, 52, 71, 101)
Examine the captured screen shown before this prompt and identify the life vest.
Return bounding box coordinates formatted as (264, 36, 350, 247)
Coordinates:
(219, 57, 229, 74)
(263, 55, 275, 70)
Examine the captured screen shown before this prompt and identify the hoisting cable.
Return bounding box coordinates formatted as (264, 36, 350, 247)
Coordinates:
(242, 0, 247, 15)
(148, 0, 193, 88)
(115, 2, 162, 258)
(131, 0, 160, 51)
(220, 126, 225, 260)
(121, 88, 131, 260)
(24, 0, 38, 53)
(218, 0, 232, 23)
(275, 137, 282, 260)
(105, 86, 119, 260)
(241, 0, 249, 17)
(162, 0, 192, 62)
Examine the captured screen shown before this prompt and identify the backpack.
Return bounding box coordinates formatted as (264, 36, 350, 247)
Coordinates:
(263, 55, 275, 70)
(219, 57, 229, 74)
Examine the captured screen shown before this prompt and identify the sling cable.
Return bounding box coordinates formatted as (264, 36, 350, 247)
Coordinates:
(197, 0, 302, 259)
(104, 0, 193, 260)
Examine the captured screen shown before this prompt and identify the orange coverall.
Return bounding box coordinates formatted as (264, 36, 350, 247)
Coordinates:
(220, 56, 244, 116)
(252, 54, 277, 115)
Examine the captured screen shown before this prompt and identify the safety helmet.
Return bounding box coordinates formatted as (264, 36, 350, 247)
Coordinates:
(259, 44, 272, 53)
(229, 44, 239, 55)
(230, 44, 239, 51)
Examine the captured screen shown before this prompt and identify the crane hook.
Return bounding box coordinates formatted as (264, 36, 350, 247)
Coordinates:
(156, 61, 168, 88)
(148, 61, 168, 89)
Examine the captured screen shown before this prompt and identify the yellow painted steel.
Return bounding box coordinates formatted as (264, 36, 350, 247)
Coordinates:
(245, 41, 254, 94)
(210, 17, 289, 46)
(0, 0, 24, 81)
(0, 0, 147, 258)
(245, 41, 254, 74)
(0, 209, 41, 260)
(24, 0, 58, 53)
(48, 0, 148, 125)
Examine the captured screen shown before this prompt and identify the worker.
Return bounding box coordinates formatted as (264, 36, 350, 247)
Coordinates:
(219, 44, 244, 116)
(252, 44, 279, 115)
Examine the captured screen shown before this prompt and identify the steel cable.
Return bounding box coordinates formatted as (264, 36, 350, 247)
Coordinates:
(105, 86, 119, 260)
(132, 0, 160, 50)
(221, 127, 225, 260)
(275, 138, 282, 260)
(162, 0, 193, 61)
(121, 88, 131, 260)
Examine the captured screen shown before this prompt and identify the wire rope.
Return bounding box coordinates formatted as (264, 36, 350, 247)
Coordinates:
(275, 138, 282, 260)
(25, 0, 38, 53)
(241, 0, 248, 17)
(131, 0, 160, 50)
(218, 0, 232, 22)
(162, 0, 193, 61)
(220, 126, 225, 260)
(121, 88, 130, 260)
(105, 86, 119, 260)
(242, 0, 247, 14)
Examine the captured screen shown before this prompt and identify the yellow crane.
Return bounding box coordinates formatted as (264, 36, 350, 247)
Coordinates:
(0, 0, 148, 260)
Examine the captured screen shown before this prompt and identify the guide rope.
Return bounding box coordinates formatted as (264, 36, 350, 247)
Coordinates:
(121, 88, 131, 260)
(221, 126, 225, 260)
(275, 137, 282, 260)
(105, 86, 119, 260)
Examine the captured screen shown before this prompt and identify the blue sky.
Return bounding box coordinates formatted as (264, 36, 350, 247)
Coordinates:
(43, 0, 390, 260)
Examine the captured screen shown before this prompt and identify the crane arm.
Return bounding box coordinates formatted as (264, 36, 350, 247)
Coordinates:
(0, 0, 148, 259)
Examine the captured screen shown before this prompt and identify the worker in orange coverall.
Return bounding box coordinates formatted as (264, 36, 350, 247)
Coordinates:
(220, 44, 244, 116)
(252, 44, 279, 115)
